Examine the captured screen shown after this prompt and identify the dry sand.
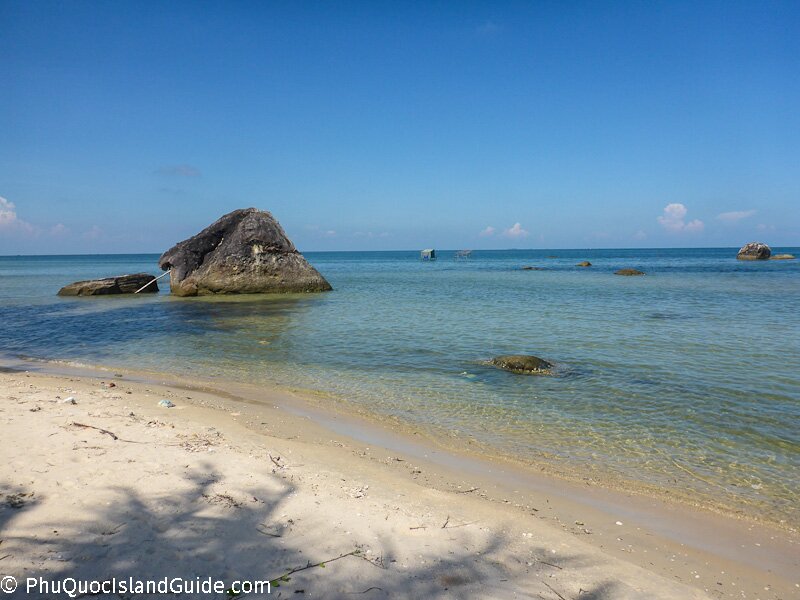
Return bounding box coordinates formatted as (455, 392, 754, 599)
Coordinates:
(1, 369, 797, 599)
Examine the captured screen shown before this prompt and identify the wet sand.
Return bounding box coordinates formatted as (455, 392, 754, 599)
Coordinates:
(0, 366, 798, 599)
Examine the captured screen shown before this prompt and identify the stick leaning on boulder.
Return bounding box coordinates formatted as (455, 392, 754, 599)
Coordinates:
(134, 271, 170, 294)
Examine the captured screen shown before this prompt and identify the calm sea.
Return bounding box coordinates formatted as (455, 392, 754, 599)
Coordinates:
(1, 249, 798, 524)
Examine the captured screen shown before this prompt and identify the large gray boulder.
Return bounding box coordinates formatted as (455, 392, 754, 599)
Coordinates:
(158, 208, 332, 296)
(737, 242, 771, 260)
(58, 273, 158, 296)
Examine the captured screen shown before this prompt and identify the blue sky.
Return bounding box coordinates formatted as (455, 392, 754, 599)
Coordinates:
(1, 1, 798, 254)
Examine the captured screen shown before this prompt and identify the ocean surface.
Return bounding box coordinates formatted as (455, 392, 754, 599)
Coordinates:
(1, 249, 798, 524)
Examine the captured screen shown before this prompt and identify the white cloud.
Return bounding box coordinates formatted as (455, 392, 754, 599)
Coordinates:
(83, 225, 103, 240)
(50, 223, 68, 236)
(306, 225, 337, 237)
(0, 196, 36, 234)
(353, 231, 390, 239)
(684, 219, 704, 232)
(0, 196, 16, 227)
(756, 223, 775, 232)
(633, 230, 647, 240)
(657, 203, 704, 233)
(479, 226, 496, 237)
(503, 222, 529, 238)
(717, 209, 756, 223)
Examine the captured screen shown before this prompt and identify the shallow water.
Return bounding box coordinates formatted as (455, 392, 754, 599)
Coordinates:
(1, 249, 798, 524)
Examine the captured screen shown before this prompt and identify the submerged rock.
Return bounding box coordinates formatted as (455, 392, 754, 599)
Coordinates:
(521, 266, 546, 271)
(577, 261, 592, 267)
(770, 254, 795, 260)
(737, 242, 771, 260)
(615, 268, 645, 276)
(158, 208, 332, 296)
(57, 273, 158, 296)
(489, 355, 554, 375)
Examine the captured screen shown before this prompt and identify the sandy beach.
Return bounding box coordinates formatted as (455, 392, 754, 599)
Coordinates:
(1, 368, 797, 599)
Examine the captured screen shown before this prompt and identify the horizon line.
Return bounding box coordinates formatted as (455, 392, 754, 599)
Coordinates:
(2, 245, 797, 258)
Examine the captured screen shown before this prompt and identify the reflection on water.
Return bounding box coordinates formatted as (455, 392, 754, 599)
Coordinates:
(0, 249, 798, 525)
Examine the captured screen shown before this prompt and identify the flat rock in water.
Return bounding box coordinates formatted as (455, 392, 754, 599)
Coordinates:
(521, 266, 546, 271)
(490, 355, 554, 375)
(57, 273, 158, 296)
(769, 254, 795, 260)
(577, 261, 592, 267)
(159, 208, 332, 296)
(615, 268, 645, 276)
(737, 242, 771, 260)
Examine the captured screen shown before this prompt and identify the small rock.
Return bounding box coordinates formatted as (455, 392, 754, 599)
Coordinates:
(60, 396, 77, 405)
(736, 242, 771, 260)
(576, 261, 592, 267)
(615, 269, 645, 276)
(769, 254, 795, 260)
(521, 266, 546, 271)
(489, 355, 554, 375)
(158, 399, 175, 408)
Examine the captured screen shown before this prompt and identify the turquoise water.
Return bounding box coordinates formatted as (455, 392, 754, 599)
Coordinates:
(1, 249, 798, 524)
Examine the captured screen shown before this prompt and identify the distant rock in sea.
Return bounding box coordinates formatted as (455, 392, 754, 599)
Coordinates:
(57, 273, 158, 296)
(158, 208, 332, 296)
(490, 355, 554, 375)
(737, 242, 771, 260)
(577, 261, 592, 267)
(769, 254, 795, 260)
(615, 268, 645, 276)
(521, 266, 546, 270)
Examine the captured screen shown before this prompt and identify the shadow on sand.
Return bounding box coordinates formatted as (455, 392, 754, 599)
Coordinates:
(0, 467, 627, 599)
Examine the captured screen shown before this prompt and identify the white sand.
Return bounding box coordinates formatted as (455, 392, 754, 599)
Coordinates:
(1, 370, 796, 599)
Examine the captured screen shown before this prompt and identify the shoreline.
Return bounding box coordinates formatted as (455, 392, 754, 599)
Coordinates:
(3, 353, 796, 533)
(1, 357, 798, 598)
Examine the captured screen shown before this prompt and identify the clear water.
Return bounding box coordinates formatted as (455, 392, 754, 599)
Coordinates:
(1, 249, 798, 524)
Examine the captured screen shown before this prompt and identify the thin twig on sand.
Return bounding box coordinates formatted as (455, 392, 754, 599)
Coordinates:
(542, 581, 568, 600)
(250, 550, 361, 595)
(69, 422, 143, 444)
